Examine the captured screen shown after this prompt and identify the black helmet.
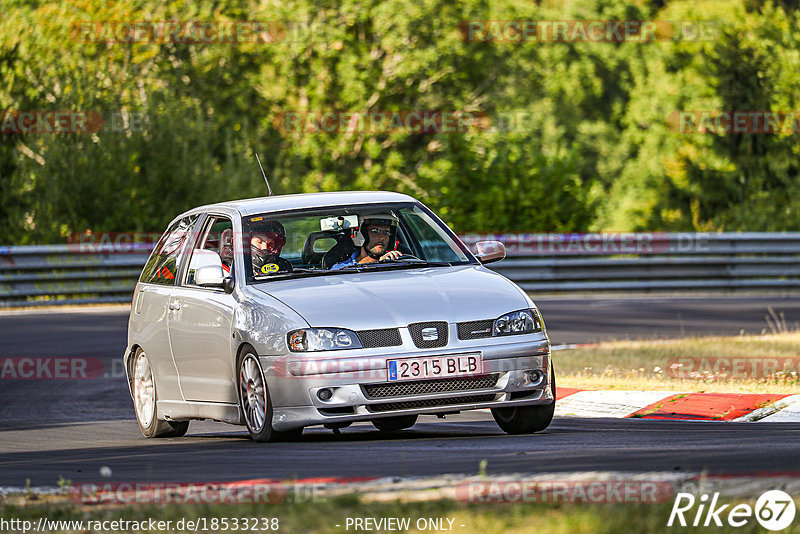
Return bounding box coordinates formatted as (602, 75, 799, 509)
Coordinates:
(251, 220, 287, 271)
(251, 220, 286, 241)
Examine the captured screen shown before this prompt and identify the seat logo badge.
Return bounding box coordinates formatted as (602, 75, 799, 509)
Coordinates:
(421, 327, 439, 341)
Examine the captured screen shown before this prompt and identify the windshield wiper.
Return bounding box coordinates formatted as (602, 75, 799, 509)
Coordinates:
(339, 259, 452, 271)
(374, 258, 452, 267)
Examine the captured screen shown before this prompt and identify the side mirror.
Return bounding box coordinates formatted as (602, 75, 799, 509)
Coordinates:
(474, 240, 506, 264)
(223, 277, 235, 294)
(195, 265, 234, 293)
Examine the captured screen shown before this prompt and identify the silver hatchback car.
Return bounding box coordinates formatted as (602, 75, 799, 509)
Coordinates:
(124, 191, 554, 441)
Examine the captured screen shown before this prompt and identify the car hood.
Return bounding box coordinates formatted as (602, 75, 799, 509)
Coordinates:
(251, 265, 530, 330)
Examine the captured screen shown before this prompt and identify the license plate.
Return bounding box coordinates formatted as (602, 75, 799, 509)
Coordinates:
(387, 354, 483, 381)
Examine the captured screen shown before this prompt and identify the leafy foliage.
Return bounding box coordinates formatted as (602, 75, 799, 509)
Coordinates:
(0, 0, 798, 243)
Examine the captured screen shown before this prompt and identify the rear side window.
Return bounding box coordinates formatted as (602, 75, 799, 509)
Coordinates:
(139, 215, 199, 285)
(184, 216, 234, 285)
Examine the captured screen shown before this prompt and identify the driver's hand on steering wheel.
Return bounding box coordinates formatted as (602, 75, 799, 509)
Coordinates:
(379, 250, 403, 261)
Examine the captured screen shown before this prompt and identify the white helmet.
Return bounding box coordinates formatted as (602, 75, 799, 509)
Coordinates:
(352, 212, 399, 253)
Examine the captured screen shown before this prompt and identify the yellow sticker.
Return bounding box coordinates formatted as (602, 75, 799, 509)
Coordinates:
(261, 263, 280, 274)
(251, 216, 263, 222)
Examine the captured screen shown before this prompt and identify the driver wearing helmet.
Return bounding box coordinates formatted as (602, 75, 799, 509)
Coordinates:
(331, 214, 402, 270)
(250, 220, 293, 277)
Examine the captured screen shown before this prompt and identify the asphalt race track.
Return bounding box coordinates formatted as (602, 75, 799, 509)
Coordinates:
(2, 296, 800, 487)
(3, 417, 800, 487)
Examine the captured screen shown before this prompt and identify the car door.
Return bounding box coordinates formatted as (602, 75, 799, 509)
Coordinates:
(130, 214, 200, 402)
(167, 215, 238, 403)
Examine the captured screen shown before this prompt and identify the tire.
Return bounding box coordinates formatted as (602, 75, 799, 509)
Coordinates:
(132, 348, 190, 438)
(163, 420, 190, 437)
(372, 414, 418, 432)
(491, 366, 556, 435)
(238, 349, 303, 442)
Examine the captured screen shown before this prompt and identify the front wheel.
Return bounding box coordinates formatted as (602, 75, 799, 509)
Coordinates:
(491, 367, 556, 435)
(238, 350, 302, 442)
(372, 414, 418, 432)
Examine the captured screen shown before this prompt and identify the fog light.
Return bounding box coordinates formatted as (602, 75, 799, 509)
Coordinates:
(527, 370, 545, 386)
(317, 388, 333, 401)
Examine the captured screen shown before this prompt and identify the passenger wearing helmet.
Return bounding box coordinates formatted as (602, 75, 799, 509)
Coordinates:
(331, 214, 403, 270)
(250, 220, 293, 277)
(219, 228, 234, 274)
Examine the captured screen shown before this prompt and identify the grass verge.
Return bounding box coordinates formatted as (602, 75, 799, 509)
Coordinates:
(556, 332, 800, 393)
(1, 495, 795, 534)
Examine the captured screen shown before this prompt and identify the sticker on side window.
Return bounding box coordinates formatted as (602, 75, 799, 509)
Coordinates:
(260, 263, 280, 275)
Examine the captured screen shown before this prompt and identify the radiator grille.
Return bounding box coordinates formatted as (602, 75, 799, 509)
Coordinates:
(357, 328, 402, 348)
(367, 394, 497, 413)
(362, 374, 499, 398)
(408, 321, 448, 348)
(457, 319, 494, 340)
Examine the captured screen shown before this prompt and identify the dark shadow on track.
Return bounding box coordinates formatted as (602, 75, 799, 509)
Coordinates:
(3, 418, 800, 486)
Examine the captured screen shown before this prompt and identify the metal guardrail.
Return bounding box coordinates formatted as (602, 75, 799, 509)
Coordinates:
(0, 244, 151, 308)
(2, 233, 800, 307)
(462, 232, 800, 293)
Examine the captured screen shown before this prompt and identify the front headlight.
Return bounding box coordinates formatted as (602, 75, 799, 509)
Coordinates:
(287, 328, 363, 352)
(493, 309, 542, 336)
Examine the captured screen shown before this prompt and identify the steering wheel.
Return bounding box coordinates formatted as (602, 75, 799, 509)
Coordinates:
(379, 253, 422, 262)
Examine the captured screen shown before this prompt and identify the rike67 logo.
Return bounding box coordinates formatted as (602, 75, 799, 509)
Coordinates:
(668, 490, 796, 530)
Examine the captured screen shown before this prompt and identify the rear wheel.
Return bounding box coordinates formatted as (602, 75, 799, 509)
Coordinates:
(492, 367, 556, 435)
(372, 414, 418, 432)
(238, 350, 302, 442)
(132, 348, 190, 438)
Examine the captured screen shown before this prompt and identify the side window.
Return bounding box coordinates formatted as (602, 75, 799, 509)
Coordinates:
(139, 215, 199, 285)
(185, 216, 234, 286)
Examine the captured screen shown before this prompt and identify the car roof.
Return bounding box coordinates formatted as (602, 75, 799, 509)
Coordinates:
(189, 191, 419, 217)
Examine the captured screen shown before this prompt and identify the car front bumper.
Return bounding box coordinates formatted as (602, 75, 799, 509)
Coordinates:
(262, 336, 552, 431)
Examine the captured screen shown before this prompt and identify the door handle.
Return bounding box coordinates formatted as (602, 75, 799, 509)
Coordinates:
(168, 300, 181, 311)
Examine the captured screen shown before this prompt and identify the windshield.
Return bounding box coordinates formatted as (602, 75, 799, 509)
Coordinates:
(242, 202, 474, 283)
